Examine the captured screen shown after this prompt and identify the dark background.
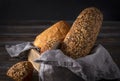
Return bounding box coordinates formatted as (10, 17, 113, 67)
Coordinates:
(0, 0, 120, 21)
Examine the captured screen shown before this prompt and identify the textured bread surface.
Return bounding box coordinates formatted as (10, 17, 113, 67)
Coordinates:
(61, 7, 103, 59)
(34, 20, 70, 53)
(7, 61, 34, 81)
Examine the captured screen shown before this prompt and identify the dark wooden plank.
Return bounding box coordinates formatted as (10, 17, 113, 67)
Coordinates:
(0, 26, 48, 34)
(0, 20, 56, 26)
(0, 20, 120, 26)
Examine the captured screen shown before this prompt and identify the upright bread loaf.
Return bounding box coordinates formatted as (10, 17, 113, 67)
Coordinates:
(61, 7, 103, 59)
(34, 20, 70, 53)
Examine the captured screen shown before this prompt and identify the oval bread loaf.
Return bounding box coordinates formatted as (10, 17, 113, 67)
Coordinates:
(34, 20, 70, 53)
(61, 7, 103, 59)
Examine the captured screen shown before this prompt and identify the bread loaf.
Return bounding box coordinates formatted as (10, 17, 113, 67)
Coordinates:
(34, 20, 70, 53)
(7, 61, 34, 81)
(61, 7, 103, 59)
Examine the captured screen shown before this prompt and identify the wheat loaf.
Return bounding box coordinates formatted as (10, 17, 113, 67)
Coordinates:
(61, 7, 103, 59)
(7, 61, 34, 81)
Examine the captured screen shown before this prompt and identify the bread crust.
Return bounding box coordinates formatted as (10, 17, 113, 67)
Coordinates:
(34, 20, 70, 53)
(7, 61, 33, 81)
(61, 7, 103, 59)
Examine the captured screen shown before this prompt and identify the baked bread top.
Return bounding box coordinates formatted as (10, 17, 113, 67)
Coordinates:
(61, 7, 103, 59)
(34, 20, 70, 53)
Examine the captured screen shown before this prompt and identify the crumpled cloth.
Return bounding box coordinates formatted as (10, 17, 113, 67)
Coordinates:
(5, 42, 37, 57)
(5, 42, 120, 81)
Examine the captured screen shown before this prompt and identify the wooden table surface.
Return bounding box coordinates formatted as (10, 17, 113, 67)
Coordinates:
(0, 21, 120, 81)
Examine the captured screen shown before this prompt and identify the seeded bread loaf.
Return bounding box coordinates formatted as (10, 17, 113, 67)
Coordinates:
(7, 61, 34, 81)
(61, 7, 103, 59)
(34, 20, 70, 53)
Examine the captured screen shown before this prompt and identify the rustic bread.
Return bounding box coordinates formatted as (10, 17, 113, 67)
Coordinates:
(28, 49, 40, 72)
(34, 20, 70, 53)
(61, 7, 103, 59)
(7, 61, 34, 81)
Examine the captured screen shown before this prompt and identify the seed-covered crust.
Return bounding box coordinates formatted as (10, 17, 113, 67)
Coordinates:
(7, 61, 33, 81)
(61, 7, 103, 59)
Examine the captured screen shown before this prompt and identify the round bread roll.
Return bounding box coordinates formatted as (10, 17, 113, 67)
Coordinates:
(34, 20, 70, 53)
(61, 7, 103, 59)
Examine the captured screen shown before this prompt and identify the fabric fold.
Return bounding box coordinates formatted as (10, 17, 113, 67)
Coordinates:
(5, 42, 120, 81)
